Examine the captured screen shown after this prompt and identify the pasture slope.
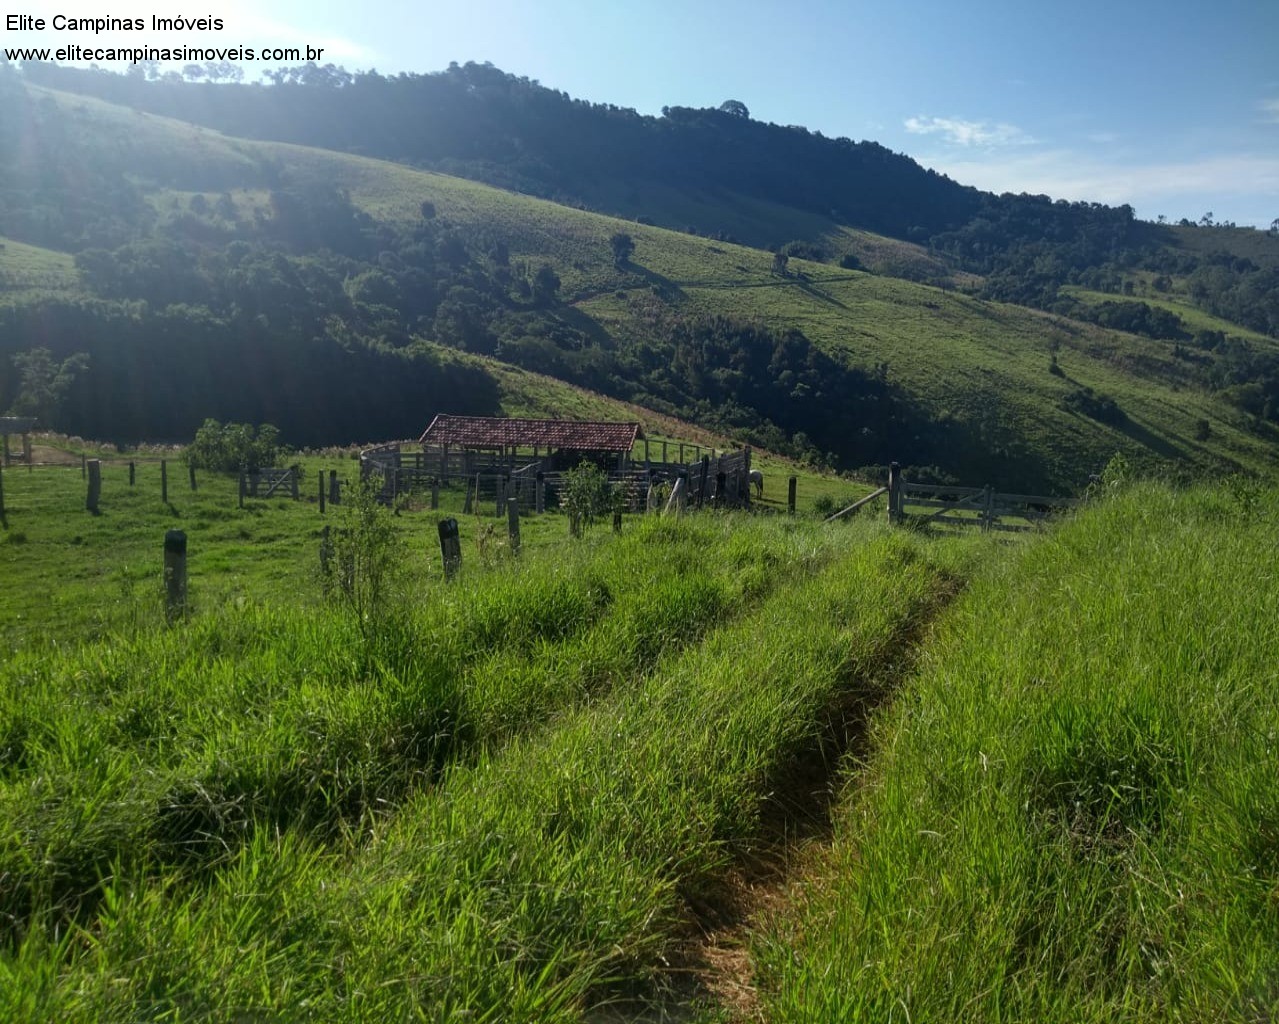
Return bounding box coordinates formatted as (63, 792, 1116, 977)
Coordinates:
(1, 477, 977, 1020)
(7, 82, 1279, 490)
(4, 460, 1279, 1020)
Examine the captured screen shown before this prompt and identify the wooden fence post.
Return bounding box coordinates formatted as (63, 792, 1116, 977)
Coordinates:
(161, 459, 168, 503)
(129, 460, 135, 486)
(698, 455, 710, 510)
(887, 462, 902, 524)
(189, 463, 197, 491)
(319, 524, 332, 582)
(982, 485, 994, 532)
(613, 509, 622, 533)
(164, 529, 187, 623)
(81, 454, 86, 479)
(497, 474, 508, 517)
(438, 518, 461, 580)
(238, 472, 246, 509)
(329, 470, 340, 505)
(788, 476, 797, 515)
(86, 458, 101, 513)
(507, 496, 521, 552)
(431, 478, 439, 510)
(318, 471, 326, 514)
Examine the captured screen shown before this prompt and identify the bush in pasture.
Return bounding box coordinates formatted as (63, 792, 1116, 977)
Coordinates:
(320, 477, 404, 648)
(559, 461, 613, 536)
(184, 418, 281, 473)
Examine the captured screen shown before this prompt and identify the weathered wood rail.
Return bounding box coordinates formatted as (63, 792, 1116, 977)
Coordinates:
(360, 441, 754, 511)
(886, 463, 1074, 532)
(238, 466, 300, 500)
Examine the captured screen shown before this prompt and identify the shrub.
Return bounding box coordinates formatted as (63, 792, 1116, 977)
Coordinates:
(559, 461, 614, 536)
(184, 419, 281, 473)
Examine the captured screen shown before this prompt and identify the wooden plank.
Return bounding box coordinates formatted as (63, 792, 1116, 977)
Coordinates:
(903, 482, 985, 497)
(921, 488, 985, 524)
(903, 497, 980, 511)
(824, 486, 888, 523)
(991, 492, 1076, 507)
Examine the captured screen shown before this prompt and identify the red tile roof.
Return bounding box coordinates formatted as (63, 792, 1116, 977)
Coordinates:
(419, 415, 641, 452)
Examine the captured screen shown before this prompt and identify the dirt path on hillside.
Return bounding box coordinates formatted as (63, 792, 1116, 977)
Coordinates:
(649, 578, 965, 1023)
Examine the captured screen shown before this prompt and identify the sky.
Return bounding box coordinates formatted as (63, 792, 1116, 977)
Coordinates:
(6, 0, 1277, 228)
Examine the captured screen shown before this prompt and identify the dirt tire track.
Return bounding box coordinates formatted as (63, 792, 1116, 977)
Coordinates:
(669, 573, 968, 1023)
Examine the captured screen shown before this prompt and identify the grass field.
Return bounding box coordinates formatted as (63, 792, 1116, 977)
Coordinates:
(0, 442, 983, 1020)
(5, 430, 1279, 1019)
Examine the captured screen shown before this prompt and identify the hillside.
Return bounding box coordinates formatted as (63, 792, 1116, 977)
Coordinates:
(1, 74, 1277, 490)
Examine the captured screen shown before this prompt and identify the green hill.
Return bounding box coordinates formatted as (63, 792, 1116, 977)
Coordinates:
(1, 79, 1276, 491)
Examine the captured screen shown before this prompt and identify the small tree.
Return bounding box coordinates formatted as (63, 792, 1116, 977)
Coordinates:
(320, 477, 404, 648)
(560, 461, 613, 536)
(610, 232, 635, 268)
(184, 419, 281, 473)
(7, 348, 89, 426)
(772, 251, 789, 277)
(532, 263, 561, 304)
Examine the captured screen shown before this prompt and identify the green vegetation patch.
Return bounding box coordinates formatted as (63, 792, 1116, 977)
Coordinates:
(0, 517, 975, 1020)
(756, 479, 1279, 1021)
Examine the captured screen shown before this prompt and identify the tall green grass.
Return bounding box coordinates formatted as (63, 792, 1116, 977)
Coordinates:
(0, 515, 832, 941)
(756, 480, 1279, 1021)
(1, 519, 973, 1020)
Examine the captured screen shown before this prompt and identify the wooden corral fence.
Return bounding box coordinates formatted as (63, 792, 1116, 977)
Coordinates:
(360, 441, 755, 512)
(823, 464, 1074, 531)
(239, 467, 300, 500)
(888, 464, 1073, 531)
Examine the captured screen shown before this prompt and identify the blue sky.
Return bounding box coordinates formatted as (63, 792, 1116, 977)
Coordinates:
(9, 0, 1278, 227)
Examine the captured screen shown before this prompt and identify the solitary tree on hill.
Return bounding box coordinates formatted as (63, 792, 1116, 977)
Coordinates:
(718, 99, 750, 119)
(610, 232, 635, 268)
(532, 263, 561, 304)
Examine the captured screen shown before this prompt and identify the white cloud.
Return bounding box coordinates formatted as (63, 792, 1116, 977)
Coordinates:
(903, 115, 1034, 148)
(1262, 98, 1279, 124)
(918, 148, 1279, 225)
